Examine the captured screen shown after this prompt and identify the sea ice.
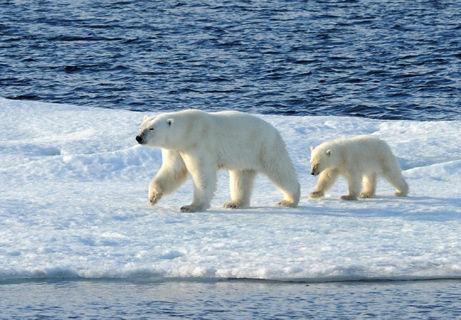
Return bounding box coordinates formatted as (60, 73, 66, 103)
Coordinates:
(0, 98, 460, 282)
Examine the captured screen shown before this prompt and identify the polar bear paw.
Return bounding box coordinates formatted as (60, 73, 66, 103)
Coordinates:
(277, 199, 297, 208)
(341, 194, 358, 201)
(309, 191, 324, 199)
(360, 192, 374, 198)
(148, 191, 163, 206)
(180, 204, 206, 213)
(223, 201, 246, 209)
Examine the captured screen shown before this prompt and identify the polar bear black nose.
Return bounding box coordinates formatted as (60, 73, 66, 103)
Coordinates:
(136, 135, 143, 144)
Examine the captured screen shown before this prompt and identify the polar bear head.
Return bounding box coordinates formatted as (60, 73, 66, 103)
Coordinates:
(136, 114, 176, 148)
(136, 109, 207, 149)
(310, 143, 335, 176)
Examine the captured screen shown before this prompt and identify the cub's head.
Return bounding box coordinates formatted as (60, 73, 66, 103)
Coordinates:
(310, 144, 334, 176)
(136, 114, 174, 148)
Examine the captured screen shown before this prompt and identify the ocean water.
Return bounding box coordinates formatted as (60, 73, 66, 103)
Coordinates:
(1, 0, 460, 120)
(1, 0, 461, 318)
(1, 280, 460, 319)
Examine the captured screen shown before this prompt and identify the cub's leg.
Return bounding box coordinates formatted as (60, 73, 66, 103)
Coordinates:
(360, 173, 377, 198)
(341, 172, 360, 200)
(383, 171, 409, 197)
(310, 169, 339, 199)
(382, 157, 409, 197)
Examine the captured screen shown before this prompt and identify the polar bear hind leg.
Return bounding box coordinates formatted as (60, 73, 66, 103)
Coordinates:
(383, 170, 409, 197)
(224, 169, 256, 209)
(341, 172, 361, 200)
(382, 157, 409, 197)
(360, 173, 377, 198)
(262, 148, 300, 207)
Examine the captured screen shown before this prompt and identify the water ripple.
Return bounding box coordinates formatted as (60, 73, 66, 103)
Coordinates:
(0, 0, 460, 120)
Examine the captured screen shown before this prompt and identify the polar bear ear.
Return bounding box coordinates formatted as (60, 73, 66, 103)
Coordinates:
(143, 115, 150, 122)
(167, 119, 173, 127)
(310, 146, 314, 152)
(326, 149, 331, 157)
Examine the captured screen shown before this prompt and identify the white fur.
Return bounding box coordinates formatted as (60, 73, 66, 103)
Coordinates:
(309, 135, 409, 200)
(137, 110, 300, 212)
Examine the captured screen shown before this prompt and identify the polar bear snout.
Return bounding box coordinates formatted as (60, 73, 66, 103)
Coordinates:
(136, 134, 144, 144)
(311, 164, 320, 176)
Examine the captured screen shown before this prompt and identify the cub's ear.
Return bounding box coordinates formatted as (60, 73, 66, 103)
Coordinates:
(310, 146, 315, 152)
(326, 149, 331, 156)
(167, 119, 174, 126)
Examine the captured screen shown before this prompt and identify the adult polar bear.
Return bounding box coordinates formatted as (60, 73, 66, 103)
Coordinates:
(136, 109, 300, 212)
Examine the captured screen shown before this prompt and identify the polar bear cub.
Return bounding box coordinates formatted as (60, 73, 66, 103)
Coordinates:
(309, 135, 408, 200)
(136, 109, 300, 212)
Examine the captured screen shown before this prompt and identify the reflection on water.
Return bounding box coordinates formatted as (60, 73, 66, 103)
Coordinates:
(1, 280, 460, 319)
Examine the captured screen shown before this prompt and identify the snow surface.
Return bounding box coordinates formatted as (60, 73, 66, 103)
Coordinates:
(1, 98, 460, 282)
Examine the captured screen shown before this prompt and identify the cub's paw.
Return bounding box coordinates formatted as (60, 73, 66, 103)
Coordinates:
(278, 200, 297, 208)
(309, 191, 324, 199)
(395, 190, 408, 197)
(180, 205, 205, 213)
(360, 192, 374, 198)
(341, 194, 358, 201)
(148, 191, 163, 206)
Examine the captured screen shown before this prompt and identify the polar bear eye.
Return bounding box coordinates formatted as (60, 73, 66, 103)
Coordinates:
(149, 128, 154, 131)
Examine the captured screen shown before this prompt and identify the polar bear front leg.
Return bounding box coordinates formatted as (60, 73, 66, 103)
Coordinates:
(148, 183, 163, 206)
(148, 150, 188, 206)
(180, 152, 217, 212)
(341, 172, 360, 200)
(310, 169, 338, 199)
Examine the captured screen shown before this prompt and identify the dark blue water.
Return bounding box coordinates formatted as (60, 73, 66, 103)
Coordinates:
(1, 0, 460, 120)
(1, 280, 461, 319)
